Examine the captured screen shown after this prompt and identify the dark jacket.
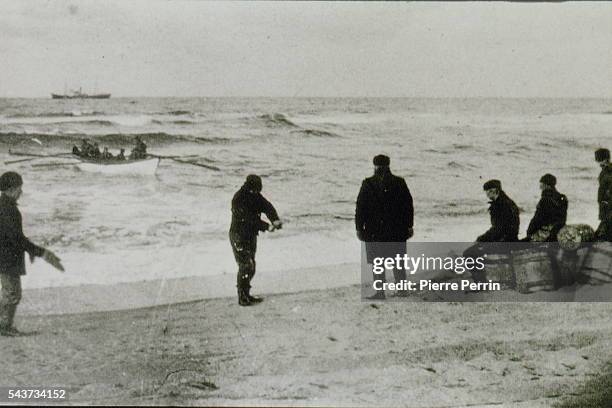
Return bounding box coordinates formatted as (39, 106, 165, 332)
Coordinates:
(355, 169, 414, 242)
(0, 195, 45, 276)
(598, 164, 612, 221)
(477, 191, 520, 242)
(230, 186, 279, 240)
(526, 188, 568, 241)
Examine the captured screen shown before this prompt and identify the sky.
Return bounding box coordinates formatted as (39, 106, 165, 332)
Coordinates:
(0, 1, 611, 98)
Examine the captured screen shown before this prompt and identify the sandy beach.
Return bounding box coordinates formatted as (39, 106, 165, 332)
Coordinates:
(2, 263, 612, 407)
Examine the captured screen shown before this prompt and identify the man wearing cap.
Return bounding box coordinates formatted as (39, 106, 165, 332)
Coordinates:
(595, 148, 612, 241)
(0, 172, 64, 336)
(463, 179, 520, 283)
(525, 174, 568, 242)
(230, 175, 282, 306)
(355, 154, 414, 300)
(476, 179, 520, 243)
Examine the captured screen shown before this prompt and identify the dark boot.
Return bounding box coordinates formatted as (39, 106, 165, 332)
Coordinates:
(366, 291, 386, 300)
(238, 288, 251, 306)
(246, 288, 263, 303)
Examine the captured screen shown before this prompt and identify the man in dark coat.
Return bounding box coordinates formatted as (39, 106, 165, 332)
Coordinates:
(525, 174, 568, 242)
(477, 179, 520, 243)
(0, 172, 64, 336)
(355, 155, 414, 299)
(595, 148, 612, 241)
(464, 179, 520, 282)
(230, 175, 282, 306)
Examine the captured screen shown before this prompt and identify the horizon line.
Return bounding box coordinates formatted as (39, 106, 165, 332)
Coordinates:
(2, 95, 612, 99)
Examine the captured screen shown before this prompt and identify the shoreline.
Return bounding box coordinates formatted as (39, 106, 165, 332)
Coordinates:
(19, 262, 361, 316)
(3, 280, 612, 406)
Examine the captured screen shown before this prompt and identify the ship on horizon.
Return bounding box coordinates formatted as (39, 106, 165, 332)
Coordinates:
(51, 87, 111, 99)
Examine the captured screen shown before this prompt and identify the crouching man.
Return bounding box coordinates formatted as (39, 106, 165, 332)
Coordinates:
(464, 179, 520, 282)
(524, 174, 568, 242)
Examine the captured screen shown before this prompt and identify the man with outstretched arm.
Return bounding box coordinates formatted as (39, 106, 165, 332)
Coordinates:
(230, 175, 282, 306)
(0, 172, 64, 336)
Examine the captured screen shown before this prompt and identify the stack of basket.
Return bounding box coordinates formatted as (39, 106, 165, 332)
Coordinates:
(478, 224, 611, 294)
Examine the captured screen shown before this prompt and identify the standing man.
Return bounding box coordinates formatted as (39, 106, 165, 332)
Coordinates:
(230, 175, 282, 306)
(595, 148, 612, 241)
(0, 172, 64, 336)
(355, 154, 414, 299)
(525, 174, 568, 242)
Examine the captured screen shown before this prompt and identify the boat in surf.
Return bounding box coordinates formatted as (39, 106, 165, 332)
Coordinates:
(74, 156, 160, 175)
(51, 87, 111, 99)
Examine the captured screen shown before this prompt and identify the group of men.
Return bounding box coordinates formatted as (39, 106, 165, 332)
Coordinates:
(71, 136, 147, 161)
(0, 147, 611, 331)
(466, 147, 612, 245)
(354, 149, 612, 298)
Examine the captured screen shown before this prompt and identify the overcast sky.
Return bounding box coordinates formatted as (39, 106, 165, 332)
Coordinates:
(0, 1, 610, 98)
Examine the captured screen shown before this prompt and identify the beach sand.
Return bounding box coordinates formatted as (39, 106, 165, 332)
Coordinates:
(2, 264, 612, 407)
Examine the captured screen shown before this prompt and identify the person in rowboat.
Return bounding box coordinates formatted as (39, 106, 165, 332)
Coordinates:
(130, 136, 147, 160)
(101, 147, 113, 160)
(116, 148, 126, 161)
(91, 143, 102, 159)
(0, 172, 64, 337)
(80, 139, 93, 157)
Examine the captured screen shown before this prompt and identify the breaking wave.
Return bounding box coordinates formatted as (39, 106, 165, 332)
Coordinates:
(292, 129, 341, 138)
(258, 113, 298, 128)
(0, 132, 231, 146)
(6, 110, 106, 118)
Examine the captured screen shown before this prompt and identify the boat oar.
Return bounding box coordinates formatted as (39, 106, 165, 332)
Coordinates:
(148, 154, 200, 160)
(8, 150, 74, 160)
(169, 158, 220, 171)
(5, 157, 40, 165)
(148, 154, 220, 171)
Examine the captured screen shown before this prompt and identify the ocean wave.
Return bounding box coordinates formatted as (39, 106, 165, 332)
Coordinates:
(258, 113, 298, 128)
(151, 119, 196, 125)
(447, 161, 477, 170)
(1, 114, 155, 127)
(167, 110, 193, 116)
(194, 136, 232, 144)
(438, 208, 488, 217)
(292, 129, 341, 138)
(6, 110, 105, 118)
(452, 144, 473, 150)
(0, 131, 230, 146)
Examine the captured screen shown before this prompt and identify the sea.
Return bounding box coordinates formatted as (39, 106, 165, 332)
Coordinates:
(0, 97, 610, 289)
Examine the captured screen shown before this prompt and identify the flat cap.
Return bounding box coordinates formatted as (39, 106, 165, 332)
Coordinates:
(0, 171, 23, 191)
(245, 174, 262, 191)
(539, 173, 557, 187)
(373, 154, 390, 166)
(483, 179, 501, 191)
(595, 148, 610, 161)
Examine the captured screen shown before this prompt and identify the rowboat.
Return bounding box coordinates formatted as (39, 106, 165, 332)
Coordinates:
(75, 157, 160, 175)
